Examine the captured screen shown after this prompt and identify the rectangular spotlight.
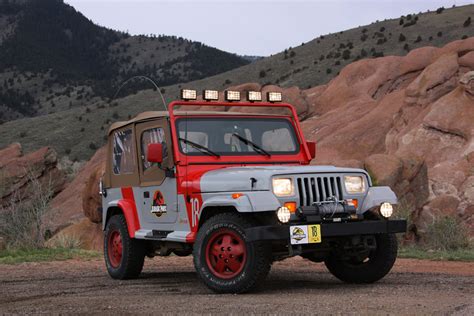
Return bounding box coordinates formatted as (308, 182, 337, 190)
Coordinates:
(203, 90, 219, 101)
(267, 92, 282, 102)
(225, 90, 241, 101)
(181, 89, 197, 100)
(247, 91, 262, 102)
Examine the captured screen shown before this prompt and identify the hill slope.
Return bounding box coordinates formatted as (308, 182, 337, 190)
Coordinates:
(0, 0, 249, 122)
(0, 4, 473, 161)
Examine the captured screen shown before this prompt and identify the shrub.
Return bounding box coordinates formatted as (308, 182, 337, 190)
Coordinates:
(289, 50, 296, 58)
(112, 111, 119, 119)
(437, 31, 443, 37)
(404, 43, 410, 51)
(259, 70, 266, 78)
(326, 68, 332, 74)
(360, 49, 368, 57)
(414, 35, 422, 43)
(65, 148, 71, 155)
(462, 35, 468, 39)
(399, 18, 404, 25)
(424, 216, 470, 250)
(463, 17, 471, 27)
(89, 142, 98, 150)
(360, 34, 368, 41)
(335, 60, 341, 65)
(380, 26, 385, 32)
(342, 49, 351, 60)
(436, 7, 444, 14)
(0, 171, 54, 248)
(399, 33, 406, 42)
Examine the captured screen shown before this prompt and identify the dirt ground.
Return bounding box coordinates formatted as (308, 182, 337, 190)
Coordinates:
(0, 257, 473, 315)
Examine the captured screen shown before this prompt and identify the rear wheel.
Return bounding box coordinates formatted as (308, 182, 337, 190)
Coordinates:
(324, 233, 398, 283)
(104, 214, 145, 279)
(193, 213, 271, 293)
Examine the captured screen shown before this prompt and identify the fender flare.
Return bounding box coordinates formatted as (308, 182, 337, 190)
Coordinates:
(360, 186, 398, 212)
(103, 199, 141, 238)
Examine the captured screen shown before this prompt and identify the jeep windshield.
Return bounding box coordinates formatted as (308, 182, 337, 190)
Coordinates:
(176, 117, 299, 156)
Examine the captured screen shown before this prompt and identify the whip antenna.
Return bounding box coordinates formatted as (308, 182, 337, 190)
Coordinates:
(112, 75, 167, 111)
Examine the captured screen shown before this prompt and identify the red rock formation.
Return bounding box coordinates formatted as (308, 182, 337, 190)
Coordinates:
(46, 37, 474, 249)
(0, 143, 65, 207)
(46, 146, 106, 234)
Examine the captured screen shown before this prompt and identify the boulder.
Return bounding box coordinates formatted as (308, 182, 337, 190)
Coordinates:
(364, 154, 403, 188)
(0, 143, 22, 168)
(0, 145, 65, 207)
(82, 164, 105, 223)
(46, 146, 106, 234)
(45, 218, 103, 251)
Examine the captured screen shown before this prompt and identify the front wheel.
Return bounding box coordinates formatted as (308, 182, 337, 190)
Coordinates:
(193, 213, 271, 293)
(104, 214, 145, 279)
(324, 233, 398, 283)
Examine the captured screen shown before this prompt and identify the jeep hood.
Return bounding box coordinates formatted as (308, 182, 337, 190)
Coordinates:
(199, 165, 369, 193)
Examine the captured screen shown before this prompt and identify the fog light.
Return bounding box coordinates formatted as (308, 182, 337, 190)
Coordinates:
(380, 202, 393, 218)
(267, 92, 282, 102)
(181, 89, 197, 100)
(277, 207, 291, 223)
(225, 90, 241, 101)
(203, 89, 219, 101)
(247, 91, 262, 102)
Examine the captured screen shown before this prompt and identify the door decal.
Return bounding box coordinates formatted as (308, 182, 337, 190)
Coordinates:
(151, 190, 167, 218)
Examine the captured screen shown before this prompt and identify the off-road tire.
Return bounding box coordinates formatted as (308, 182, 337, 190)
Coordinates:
(324, 233, 398, 283)
(193, 213, 272, 294)
(104, 214, 145, 279)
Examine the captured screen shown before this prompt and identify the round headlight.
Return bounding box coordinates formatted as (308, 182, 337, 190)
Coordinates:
(277, 207, 291, 223)
(380, 202, 393, 218)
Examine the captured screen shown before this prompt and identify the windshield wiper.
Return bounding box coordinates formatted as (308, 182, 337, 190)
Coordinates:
(232, 133, 271, 157)
(179, 138, 220, 157)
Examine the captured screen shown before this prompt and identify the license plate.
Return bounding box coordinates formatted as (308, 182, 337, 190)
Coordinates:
(290, 224, 321, 245)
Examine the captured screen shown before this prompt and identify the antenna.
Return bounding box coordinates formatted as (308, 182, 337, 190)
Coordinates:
(112, 75, 167, 111)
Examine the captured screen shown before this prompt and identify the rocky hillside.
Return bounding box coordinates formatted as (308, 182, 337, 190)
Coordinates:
(0, 4, 472, 162)
(0, 0, 249, 122)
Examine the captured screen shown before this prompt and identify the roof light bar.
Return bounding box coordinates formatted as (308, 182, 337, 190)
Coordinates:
(181, 89, 197, 100)
(203, 89, 219, 101)
(225, 90, 241, 101)
(247, 91, 262, 102)
(267, 91, 282, 103)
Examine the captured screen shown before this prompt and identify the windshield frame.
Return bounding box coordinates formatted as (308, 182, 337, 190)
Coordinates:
(175, 116, 301, 157)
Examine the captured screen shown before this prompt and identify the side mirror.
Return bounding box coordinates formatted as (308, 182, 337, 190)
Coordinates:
(306, 141, 316, 159)
(147, 143, 163, 164)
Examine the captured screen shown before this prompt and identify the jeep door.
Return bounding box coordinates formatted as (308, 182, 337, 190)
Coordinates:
(134, 119, 178, 228)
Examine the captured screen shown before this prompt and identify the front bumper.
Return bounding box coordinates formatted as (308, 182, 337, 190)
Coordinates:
(245, 219, 407, 242)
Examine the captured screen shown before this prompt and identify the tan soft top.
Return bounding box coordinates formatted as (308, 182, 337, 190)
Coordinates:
(108, 110, 290, 134)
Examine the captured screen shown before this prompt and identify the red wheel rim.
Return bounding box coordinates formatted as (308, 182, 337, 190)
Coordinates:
(107, 230, 123, 268)
(205, 229, 247, 279)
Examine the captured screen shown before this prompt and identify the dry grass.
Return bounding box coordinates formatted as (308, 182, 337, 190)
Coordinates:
(0, 168, 54, 249)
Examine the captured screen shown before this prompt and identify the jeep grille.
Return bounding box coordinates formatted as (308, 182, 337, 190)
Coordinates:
(296, 176, 344, 207)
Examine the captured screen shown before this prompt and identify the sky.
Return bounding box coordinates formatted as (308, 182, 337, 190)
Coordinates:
(66, 0, 474, 56)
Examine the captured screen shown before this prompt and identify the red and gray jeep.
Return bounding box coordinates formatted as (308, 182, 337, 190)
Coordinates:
(100, 89, 406, 293)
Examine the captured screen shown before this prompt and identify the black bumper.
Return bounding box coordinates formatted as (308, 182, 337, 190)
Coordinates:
(245, 220, 407, 242)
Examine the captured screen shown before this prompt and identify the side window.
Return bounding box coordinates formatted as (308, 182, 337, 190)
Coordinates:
(113, 128, 136, 174)
(141, 128, 167, 170)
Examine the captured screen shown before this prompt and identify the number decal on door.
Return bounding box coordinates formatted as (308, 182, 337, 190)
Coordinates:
(191, 198, 201, 228)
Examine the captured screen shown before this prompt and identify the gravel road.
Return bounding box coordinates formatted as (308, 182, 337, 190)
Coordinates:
(1, 257, 473, 315)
